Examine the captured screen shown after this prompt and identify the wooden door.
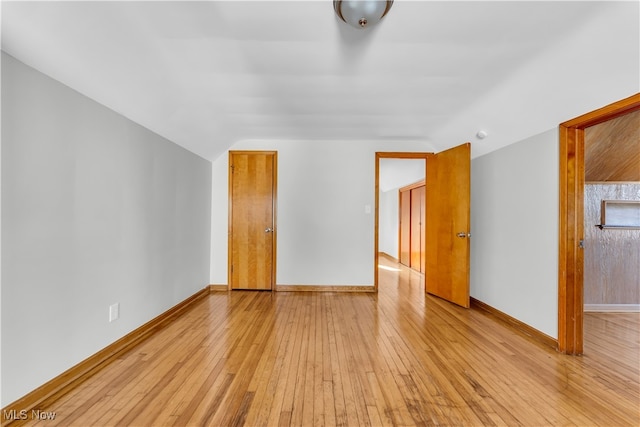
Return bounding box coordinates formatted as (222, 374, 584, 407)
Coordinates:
(229, 151, 277, 290)
(399, 189, 411, 265)
(425, 143, 471, 307)
(410, 187, 423, 270)
(419, 186, 426, 273)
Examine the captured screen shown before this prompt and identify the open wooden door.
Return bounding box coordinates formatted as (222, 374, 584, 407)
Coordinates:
(425, 143, 471, 307)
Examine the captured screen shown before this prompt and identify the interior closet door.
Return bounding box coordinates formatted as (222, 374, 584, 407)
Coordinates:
(229, 151, 277, 290)
(399, 189, 411, 266)
(419, 186, 426, 273)
(410, 186, 425, 272)
(399, 182, 426, 272)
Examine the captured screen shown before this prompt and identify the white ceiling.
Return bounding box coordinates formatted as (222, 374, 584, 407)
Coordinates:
(2, 1, 639, 161)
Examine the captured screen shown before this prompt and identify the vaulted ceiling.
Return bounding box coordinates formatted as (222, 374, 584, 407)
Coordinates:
(2, 1, 638, 161)
(585, 109, 640, 182)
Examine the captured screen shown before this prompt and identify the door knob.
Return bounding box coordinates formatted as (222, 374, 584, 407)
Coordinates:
(265, 227, 273, 233)
(456, 232, 469, 238)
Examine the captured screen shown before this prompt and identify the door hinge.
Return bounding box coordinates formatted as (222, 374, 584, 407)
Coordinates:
(230, 164, 234, 172)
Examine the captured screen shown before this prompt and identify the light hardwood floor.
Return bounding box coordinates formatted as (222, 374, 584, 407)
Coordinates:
(21, 259, 640, 426)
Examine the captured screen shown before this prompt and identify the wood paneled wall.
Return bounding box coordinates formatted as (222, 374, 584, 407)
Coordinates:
(585, 110, 640, 181)
(584, 183, 640, 305)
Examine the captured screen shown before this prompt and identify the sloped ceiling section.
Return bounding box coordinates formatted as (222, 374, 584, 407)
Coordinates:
(585, 109, 640, 182)
(2, 1, 639, 161)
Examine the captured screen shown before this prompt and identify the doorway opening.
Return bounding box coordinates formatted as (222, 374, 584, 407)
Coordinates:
(557, 93, 640, 354)
(374, 153, 429, 292)
(375, 145, 471, 307)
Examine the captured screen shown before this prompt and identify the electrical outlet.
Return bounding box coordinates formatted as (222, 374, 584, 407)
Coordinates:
(109, 303, 120, 322)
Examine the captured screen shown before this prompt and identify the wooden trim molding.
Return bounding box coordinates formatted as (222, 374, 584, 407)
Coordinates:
(209, 284, 229, 292)
(558, 124, 584, 355)
(557, 93, 640, 355)
(561, 94, 640, 129)
(585, 181, 640, 185)
(471, 298, 557, 350)
(398, 179, 426, 193)
(1, 287, 209, 426)
(584, 304, 640, 313)
(275, 285, 375, 293)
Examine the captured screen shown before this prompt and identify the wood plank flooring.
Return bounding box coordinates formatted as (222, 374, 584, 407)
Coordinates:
(22, 259, 640, 426)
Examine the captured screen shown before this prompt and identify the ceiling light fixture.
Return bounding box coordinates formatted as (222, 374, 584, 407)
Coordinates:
(334, 0, 394, 29)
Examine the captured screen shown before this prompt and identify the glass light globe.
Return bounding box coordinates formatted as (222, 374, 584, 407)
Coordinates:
(334, 0, 393, 29)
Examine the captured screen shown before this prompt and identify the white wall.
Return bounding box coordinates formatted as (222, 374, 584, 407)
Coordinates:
(1, 53, 212, 406)
(378, 158, 426, 258)
(210, 140, 435, 286)
(379, 159, 426, 192)
(378, 189, 399, 258)
(470, 129, 559, 338)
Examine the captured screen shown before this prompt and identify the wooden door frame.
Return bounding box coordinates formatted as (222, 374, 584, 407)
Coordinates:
(374, 152, 431, 291)
(557, 93, 640, 354)
(228, 150, 278, 291)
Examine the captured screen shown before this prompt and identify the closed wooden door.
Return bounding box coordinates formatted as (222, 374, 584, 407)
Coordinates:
(399, 189, 411, 265)
(419, 186, 426, 273)
(425, 143, 471, 307)
(410, 186, 425, 272)
(229, 151, 277, 290)
(399, 183, 426, 272)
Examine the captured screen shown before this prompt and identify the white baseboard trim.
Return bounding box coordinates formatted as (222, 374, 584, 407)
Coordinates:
(584, 304, 640, 313)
